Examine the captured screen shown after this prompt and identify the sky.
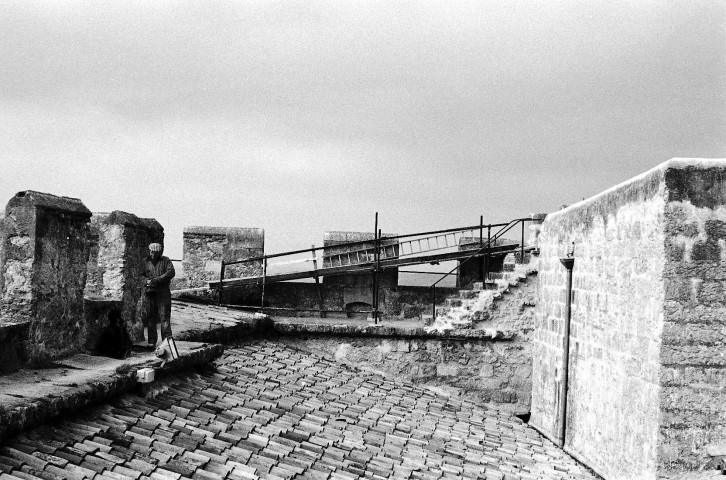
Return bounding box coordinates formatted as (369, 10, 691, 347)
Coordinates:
(1, 0, 724, 260)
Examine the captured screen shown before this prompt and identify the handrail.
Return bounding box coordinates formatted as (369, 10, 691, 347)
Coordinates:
(428, 217, 532, 321)
(223, 221, 512, 266)
(212, 215, 532, 317)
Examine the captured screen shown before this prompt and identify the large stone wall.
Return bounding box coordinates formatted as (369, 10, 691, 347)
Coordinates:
(530, 158, 726, 479)
(85, 211, 164, 342)
(0, 191, 92, 364)
(182, 227, 264, 289)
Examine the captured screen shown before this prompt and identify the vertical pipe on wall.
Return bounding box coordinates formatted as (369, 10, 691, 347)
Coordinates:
(558, 243, 575, 447)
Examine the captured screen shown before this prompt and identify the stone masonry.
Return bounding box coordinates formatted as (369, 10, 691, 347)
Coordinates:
(182, 227, 264, 290)
(531, 158, 726, 479)
(0, 191, 92, 365)
(323, 232, 398, 317)
(86, 211, 164, 342)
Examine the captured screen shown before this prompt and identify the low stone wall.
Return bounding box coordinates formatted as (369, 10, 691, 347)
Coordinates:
(263, 283, 458, 319)
(531, 158, 726, 479)
(275, 323, 531, 414)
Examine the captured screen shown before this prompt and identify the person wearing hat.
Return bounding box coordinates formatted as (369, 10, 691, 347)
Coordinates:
(143, 242, 175, 346)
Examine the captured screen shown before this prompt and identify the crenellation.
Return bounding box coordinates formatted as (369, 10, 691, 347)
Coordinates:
(0, 191, 92, 366)
(85, 210, 164, 343)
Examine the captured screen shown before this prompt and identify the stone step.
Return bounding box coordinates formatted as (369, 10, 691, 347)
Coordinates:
(458, 290, 480, 300)
(445, 298, 463, 308)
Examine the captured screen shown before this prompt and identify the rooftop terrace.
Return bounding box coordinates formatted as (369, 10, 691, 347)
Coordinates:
(0, 341, 596, 480)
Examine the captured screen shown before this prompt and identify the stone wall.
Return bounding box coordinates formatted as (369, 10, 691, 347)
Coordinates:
(182, 227, 264, 290)
(0, 191, 92, 364)
(280, 328, 531, 414)
(660, 165, 726, 470)
(323, 231, 398, 316)
(530, 158, 726, 479)
(263, 283, 458, 319)
(85, 211, 164, 343)
(275, 271, 538, 414)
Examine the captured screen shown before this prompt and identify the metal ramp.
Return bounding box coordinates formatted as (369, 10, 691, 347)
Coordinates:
(206, 218, 531, 290)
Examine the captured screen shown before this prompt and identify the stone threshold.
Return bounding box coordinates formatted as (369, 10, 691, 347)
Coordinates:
(0, 341, 222, 443)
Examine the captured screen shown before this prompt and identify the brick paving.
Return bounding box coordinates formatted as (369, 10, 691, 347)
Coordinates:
(0, 341, 597, 480)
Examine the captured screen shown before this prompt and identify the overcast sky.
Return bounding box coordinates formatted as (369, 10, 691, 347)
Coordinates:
(1, 1, 724, 258)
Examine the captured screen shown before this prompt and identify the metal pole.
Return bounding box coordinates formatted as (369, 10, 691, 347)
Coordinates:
(375, 228, 382, 323)
(431, 285, 436, 321)
(311, 245, 326, 318)
(558, 250, 575, 447)
(372, 212, 379, 323)
(484, 226, 491, 286)
(261, 257, 267, 311)
(478, 215, 484, 283)
(217, 261, 226, 306)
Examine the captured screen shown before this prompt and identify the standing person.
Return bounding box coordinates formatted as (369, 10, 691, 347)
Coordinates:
(143, 243, 175, 346)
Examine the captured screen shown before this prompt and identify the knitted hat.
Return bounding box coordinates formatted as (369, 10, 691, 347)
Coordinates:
(149, 243, 162, 252)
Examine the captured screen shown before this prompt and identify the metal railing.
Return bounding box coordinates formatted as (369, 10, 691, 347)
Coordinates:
(214, 214, 532, 322)
(428, 217, 532, 322)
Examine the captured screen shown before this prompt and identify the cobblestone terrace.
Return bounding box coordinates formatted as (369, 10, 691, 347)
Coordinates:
(0, 342, 595, 480)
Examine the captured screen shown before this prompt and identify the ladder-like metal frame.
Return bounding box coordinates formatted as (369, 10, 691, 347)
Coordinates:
(207, 216, 533, 318)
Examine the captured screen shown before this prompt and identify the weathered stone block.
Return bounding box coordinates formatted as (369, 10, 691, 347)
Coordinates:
(86, 211, 164, 342)
(0, 191, 92, 365)
(182, 227, 264, 304)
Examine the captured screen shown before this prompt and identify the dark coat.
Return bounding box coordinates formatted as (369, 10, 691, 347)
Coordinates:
(143, 256, 176, 304)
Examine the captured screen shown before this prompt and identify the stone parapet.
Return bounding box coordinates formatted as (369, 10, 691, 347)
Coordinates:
(0, 191, 92, 365)
(530, 158, 726, 478)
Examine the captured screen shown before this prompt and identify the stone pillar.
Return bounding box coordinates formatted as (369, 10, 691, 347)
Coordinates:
(322, 231, 398, 317)
(182, 227, 264, 288)
(85, 211, 164, 342)
(0, 191, 91, 364)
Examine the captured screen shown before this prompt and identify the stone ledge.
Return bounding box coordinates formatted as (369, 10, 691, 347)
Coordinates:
(0, 341, 223, 443)
(176, 314, 273, 343)
(272, 322, 515, 340)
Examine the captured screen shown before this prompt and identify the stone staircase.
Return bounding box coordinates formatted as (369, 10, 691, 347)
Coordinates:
(425, 253, 538, 332)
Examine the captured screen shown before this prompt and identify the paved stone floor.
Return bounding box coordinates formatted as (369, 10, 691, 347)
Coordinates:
(0, 341, 596, 480)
